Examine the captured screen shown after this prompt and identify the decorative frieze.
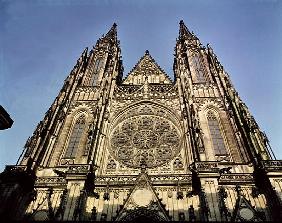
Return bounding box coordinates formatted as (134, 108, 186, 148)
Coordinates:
(95, 174, 192, 186)
(66, 164, 91, 174)
(194, 161, 219, 172)
(262, 160, 282, 172)
(35, 177, 66, 186)
(219, 174, 253, 184)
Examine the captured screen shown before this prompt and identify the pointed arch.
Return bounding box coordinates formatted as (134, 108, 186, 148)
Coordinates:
(190, 53, 208, 83)
(91, 57, 103, 86)
(64, 115, 86, 158)
(206, 110, 227, 155)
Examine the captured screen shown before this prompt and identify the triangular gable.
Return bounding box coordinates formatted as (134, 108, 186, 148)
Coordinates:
(123, 50, 172, 85)
(232, 187, 263, 221)
(115, 171, 170, 221)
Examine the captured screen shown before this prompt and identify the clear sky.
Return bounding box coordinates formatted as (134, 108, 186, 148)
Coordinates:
(1, 0, 282, 171)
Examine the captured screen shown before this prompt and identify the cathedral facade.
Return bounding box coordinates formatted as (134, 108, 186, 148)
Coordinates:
(1, 21, 282, 221)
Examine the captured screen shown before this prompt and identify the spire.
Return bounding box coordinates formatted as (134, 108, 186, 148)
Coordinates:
(103, 23, 118, 43)
(179, 20, 197, 40)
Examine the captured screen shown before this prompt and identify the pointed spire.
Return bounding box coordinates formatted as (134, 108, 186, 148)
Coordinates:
(179, 20, 197, 40)
(104, 23, 118, 43)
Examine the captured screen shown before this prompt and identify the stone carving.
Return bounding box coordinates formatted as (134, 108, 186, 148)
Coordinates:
(35, 177, 66, 186)
(110, 113, 181, 168)
(173, 157, 184, 170)
(90, 206, 97, 221)
(262, 160, 282, 172)
(194, 162, 218, 172)
(219, 174, 253, 183)
(66, 165, 90, 174)
(188, 205, 196, 221)
(218, 186, 230, 220)
(84, 123, 94, 156)
(107, 159, 117, 170)
(95, 175, 192, 186)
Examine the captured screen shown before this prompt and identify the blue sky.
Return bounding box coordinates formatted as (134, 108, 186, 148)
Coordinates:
(0, 0, 282, 171)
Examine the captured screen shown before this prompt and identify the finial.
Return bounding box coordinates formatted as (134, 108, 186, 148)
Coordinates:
(113, 22, 117, 28)
(145, 50, 149, 55)
(140, 159, 147, 172)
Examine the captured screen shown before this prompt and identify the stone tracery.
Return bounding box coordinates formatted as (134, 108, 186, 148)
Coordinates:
(109, 105, 181, 168)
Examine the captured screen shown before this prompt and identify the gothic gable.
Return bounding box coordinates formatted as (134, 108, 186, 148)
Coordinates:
(115, 171, 170, 221)
(231, 186, 263, 222)
(123, 50, 172, 85)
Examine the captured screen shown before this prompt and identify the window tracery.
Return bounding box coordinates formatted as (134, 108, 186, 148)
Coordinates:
(109, 107, 181, 168)
(207, 111, 227, 155)
(173, 157, 184, 170)
(65, 116, 86, 158)
(91, 58, 103, 86)
(107, 159, 117, 170)
(191, 54, 206, 83)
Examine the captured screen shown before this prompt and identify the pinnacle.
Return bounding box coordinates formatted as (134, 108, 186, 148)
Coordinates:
(145, 50, 150, 55)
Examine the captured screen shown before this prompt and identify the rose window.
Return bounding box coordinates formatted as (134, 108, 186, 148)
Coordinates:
(109, 115, 181, 168)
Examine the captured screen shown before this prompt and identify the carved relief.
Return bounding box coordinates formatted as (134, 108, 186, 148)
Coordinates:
(173, 157, 184, 170)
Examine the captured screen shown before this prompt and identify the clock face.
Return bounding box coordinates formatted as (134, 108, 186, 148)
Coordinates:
(109, 113, 181, 168)
(239, 208, 254, 220)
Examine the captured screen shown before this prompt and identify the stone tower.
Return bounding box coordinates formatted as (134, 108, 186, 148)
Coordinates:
(1, 21, 282, 222)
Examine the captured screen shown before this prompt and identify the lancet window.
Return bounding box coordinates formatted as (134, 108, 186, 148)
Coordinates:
(65, 116, 86, 158)
(91, 58, 103, 86)
(207, 111, 227, 155)
(191, 54, 206, 83)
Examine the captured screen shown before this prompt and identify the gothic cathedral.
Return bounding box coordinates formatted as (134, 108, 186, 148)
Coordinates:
(1, 21, 282, 222)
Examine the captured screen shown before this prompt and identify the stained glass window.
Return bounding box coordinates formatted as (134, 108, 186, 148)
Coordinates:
(65, 116, 86, 158)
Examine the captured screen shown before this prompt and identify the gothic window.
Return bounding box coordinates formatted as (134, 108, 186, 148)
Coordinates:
(191, 54, 206, 83)
(65, 116, 86, 158)
(91, 58, 103, 86)
(207, 111, 227, 155)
